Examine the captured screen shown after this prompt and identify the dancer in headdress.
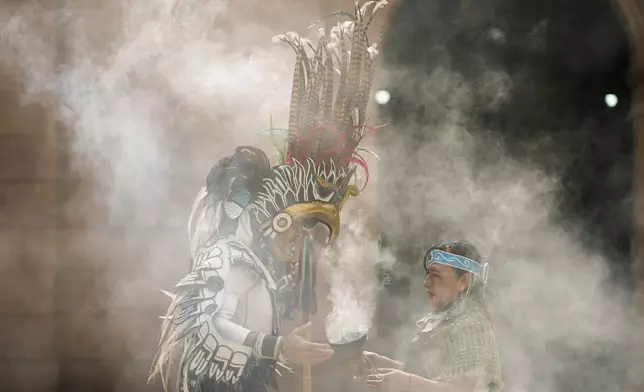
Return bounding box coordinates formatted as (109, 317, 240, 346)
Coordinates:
(365, 241, 503, 392)
(149, 2, 388, 391)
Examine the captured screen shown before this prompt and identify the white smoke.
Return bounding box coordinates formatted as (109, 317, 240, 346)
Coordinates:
(0, 0, 308, 227)
(324, 210, 392, 344)
(2, 1, 642, 391)
(376, 65, 642, 391)
(0, 0, 331, 389)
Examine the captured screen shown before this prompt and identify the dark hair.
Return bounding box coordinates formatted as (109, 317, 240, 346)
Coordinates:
(205, 146, 272, 201)
(204, 146, 272, 238)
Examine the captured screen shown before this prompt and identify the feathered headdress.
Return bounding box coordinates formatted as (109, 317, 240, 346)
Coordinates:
(273, 0, 386, 164)
(185, 1, 386, 252)
(248, 0, 387, 243)
(150, 5, 388, 390)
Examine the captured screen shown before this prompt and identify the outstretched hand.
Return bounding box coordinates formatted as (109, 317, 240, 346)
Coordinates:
(366, 368, 410, 391)
(280, 322, 333, 364)
(363, 351, 404, 370)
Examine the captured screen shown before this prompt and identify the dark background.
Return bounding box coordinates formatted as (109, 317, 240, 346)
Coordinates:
(379, 0, 633, 284)
(373, 1, 637, 390)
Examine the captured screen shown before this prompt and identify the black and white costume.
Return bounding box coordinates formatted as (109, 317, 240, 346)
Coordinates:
(149, 2, 387, 391)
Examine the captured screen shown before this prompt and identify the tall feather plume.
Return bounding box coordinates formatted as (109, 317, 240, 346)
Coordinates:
(305, 36, 327, 155)
(321, 42, 335, 122)
(272, 0, 386, 170)
(310, 35, 332, 160)
(355, 2, 382, 123)
(341, 2, 364, 136)
(298, 41, 313, 138)
(334, 22, 350, 128)
(273, 33, 308, 161)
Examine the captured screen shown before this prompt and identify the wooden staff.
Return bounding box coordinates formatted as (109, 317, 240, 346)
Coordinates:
(302, 314, 313, 392)
(297, 233, 316, 392)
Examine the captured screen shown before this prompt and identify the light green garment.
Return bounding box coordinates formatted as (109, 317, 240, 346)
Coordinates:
(414, 297, 504, 392)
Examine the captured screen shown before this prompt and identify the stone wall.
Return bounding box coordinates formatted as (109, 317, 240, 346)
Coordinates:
(0, 59, 59, 391)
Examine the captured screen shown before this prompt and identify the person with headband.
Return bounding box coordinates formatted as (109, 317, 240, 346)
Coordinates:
(364, 241, 503, 392)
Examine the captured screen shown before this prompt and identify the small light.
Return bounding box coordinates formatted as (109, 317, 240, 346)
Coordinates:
(487, 28, 506, 45)
(605, 94, 618, 108)
(375, 90, 390, 105)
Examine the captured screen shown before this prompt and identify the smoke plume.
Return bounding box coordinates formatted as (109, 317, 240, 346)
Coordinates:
(1, 1, 642, 391)
(375, 61, 641, 391)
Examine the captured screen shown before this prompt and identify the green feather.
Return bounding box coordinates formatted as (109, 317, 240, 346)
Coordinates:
(266, 113, 288, 164)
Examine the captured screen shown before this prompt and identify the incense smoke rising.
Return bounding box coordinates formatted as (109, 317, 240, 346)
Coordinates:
(1, 0, 641, 391)
(0, 0, 350, 388)
(1, 0, 304, 216)
(325, 207, 395, 344)
(1, 1, 391, 388)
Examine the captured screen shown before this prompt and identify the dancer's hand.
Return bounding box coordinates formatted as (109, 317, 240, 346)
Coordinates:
(279, 322, 333, 364)
(363, 351, 404, 369)
(366, 368, 410, 391)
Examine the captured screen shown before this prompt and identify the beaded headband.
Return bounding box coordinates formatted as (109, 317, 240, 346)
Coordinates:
(425, 249, 489, 283)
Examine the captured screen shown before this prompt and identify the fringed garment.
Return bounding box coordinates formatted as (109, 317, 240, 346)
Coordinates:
(178, 358, 278, 392)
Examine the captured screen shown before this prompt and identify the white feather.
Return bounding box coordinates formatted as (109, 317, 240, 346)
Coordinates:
(160, 289, 176, 300)
(374, 0, 389, 13)
(188, 187, 207, 242)
(224, 200, 243, 219)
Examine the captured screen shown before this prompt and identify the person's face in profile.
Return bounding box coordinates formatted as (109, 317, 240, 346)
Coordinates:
(424, 263, 470, 311)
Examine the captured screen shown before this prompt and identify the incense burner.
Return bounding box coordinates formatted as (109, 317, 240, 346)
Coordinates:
(329, 332, 367, 360)
(328, 332, 373, 376)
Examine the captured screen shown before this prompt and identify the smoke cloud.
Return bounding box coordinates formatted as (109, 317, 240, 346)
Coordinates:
(1, 0, 333, 389)
(2, 0, 642, 391)
(375, 61, 642, 390)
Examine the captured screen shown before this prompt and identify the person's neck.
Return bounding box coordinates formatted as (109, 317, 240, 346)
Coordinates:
(434, 295, 470, 316)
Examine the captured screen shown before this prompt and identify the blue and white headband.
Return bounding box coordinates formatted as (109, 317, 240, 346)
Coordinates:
(425, 249, 489, 283)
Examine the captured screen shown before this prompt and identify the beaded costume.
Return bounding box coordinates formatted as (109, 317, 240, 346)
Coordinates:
(148, 2, 388, 391)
